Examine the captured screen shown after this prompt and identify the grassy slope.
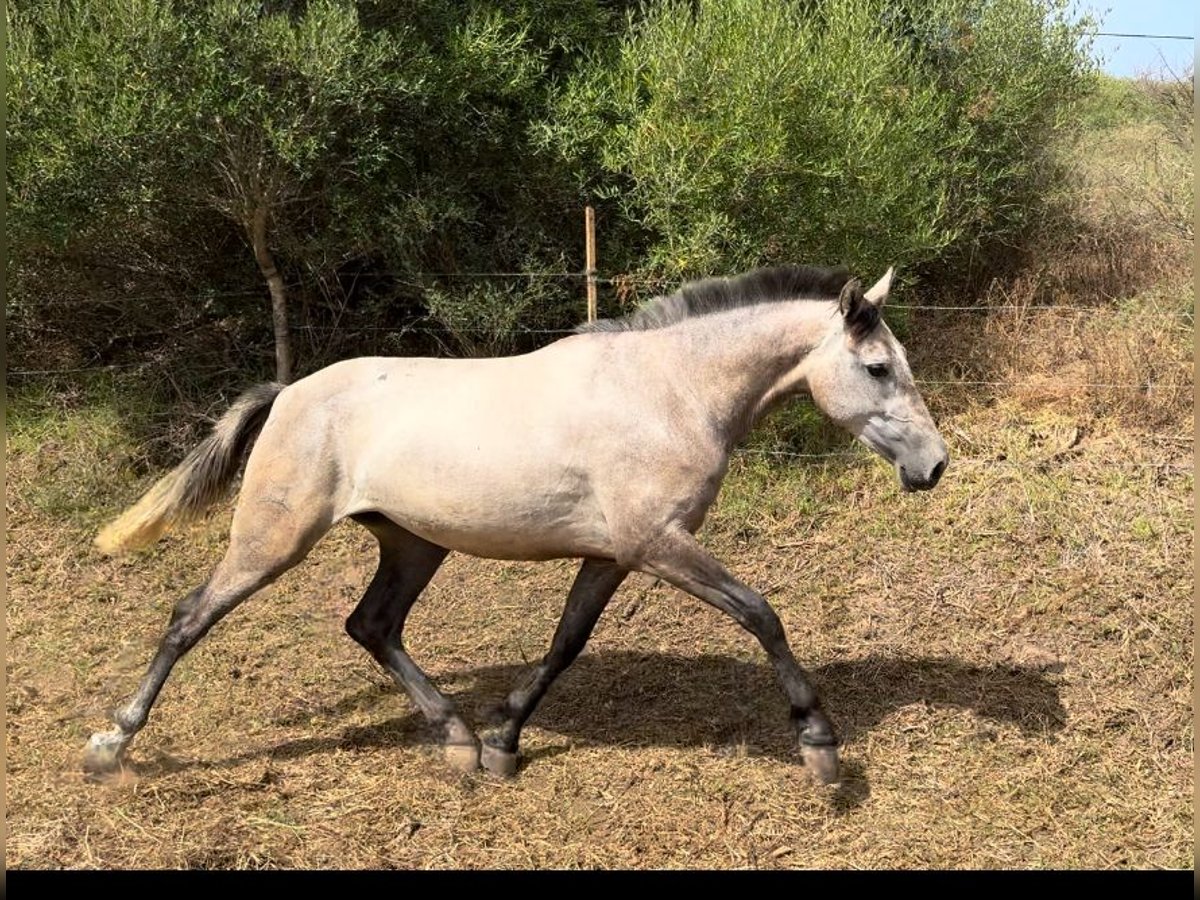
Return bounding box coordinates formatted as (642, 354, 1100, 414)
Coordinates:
(5, 79, 1193, 869)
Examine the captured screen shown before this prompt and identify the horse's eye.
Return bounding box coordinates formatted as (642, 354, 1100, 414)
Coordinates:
(866, 363, 889, 378)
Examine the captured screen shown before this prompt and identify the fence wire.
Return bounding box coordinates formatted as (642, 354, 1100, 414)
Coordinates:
(11, 287, 1191, 315)
(732, 447, 1191, 470)
(9, 269, 1193, 434)
(5, 354, 1183, 392)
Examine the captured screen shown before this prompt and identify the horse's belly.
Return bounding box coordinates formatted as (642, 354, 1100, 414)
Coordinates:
(318, 353, 693, 561)
(351, 466, 612, 561)
(404, 519, 608, 561)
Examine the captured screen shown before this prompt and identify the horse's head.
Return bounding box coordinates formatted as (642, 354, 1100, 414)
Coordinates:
(803, 268, 948, 492)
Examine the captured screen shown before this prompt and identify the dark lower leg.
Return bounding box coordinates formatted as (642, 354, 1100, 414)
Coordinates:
(343, 525, 472, 747)
(753, 611, 836, 747)
(373, 644, 474, 747)
(85, 570, 268, 773)
(641, 529, 837, 750)
(484, 559, 627, 755)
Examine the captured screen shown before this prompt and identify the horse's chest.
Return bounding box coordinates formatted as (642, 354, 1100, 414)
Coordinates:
(607, 450, 728, 533)
(677, 464, 728, 530)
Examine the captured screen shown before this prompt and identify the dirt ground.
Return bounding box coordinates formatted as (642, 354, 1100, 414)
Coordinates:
(6, 296, 1193, 867)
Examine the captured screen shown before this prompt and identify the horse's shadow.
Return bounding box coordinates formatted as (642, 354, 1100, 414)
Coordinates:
(141, 652, 1064, 803)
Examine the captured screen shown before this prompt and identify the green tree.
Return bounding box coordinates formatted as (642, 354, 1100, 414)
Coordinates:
(545, 0, 1096, 285)
(8, 0, 1100, 377)
(8, 0, 422, 383)
(7, 0, 632, 369)
(183, 0, 424, 382)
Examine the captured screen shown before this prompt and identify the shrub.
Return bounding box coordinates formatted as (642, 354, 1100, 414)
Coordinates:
(546, 0, 1098, 286)
(6, 1, 624, 373)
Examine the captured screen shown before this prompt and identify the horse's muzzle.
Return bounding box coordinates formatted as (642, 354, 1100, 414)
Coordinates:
(900, 456, 947, 492)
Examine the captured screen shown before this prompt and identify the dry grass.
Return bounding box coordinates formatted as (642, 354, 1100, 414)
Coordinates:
(5, 97, 1193, 870)
(6, 306, 1192, 868)
(908, 269, 1193, 433)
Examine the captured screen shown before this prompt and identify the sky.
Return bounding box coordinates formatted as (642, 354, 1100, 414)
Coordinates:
(1083, 0, 1195, 78)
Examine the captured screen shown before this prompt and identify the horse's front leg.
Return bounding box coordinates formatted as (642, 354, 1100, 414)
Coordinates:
(629, 527, 840, 785)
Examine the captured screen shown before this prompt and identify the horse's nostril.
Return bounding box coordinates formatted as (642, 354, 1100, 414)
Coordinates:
(930, 458, 947, 484)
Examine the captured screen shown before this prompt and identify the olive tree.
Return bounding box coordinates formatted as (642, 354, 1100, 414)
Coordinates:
(8, 0, 421, 382)
(545, 0, 1097, 284)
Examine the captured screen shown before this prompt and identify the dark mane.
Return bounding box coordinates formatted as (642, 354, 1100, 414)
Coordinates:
(577, 264, 855, 334)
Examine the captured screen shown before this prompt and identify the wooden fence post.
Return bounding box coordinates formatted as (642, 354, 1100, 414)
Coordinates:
(585, 205, 597, 323)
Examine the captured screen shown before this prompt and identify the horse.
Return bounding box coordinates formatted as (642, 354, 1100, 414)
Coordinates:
(84, 264, 948, 785)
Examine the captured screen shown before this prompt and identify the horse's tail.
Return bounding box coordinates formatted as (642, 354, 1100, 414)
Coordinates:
(95, 382, 285, 555)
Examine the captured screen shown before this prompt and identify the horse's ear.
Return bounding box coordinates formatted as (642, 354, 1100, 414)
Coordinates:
(839, 276, 880, 340)
(837, 278, 865, 316)
(863, 267, 895, 307)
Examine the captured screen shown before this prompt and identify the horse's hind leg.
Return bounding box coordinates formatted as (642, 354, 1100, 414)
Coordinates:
(479, 558, 628, 776)
(83, 498, 331, 776)
(342, 515, 477, 772)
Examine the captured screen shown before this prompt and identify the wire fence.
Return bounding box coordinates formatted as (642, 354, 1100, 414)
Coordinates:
(732, 447, 1191, 470)
(5, 356, 1181, 394)
(10, 267, 1195, 312)
(8, 266, 1194, 473)
(7, 285, 1192, 383)
(7, 352, 1191, 468)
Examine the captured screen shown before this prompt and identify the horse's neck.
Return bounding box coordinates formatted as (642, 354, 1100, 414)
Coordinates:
(668, 301, 834, 449)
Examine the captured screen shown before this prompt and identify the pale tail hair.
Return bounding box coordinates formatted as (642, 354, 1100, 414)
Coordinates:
(95, 383, 284, 555)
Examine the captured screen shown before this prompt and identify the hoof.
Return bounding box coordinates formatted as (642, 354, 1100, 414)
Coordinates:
(444, 742, 481, 773)
(480, 741, 519, 778)
(83, 730, 128, 777)
(800, 743, 841, 786)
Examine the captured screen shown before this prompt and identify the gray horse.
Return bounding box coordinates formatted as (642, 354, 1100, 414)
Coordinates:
(86, 264, 948, 785)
